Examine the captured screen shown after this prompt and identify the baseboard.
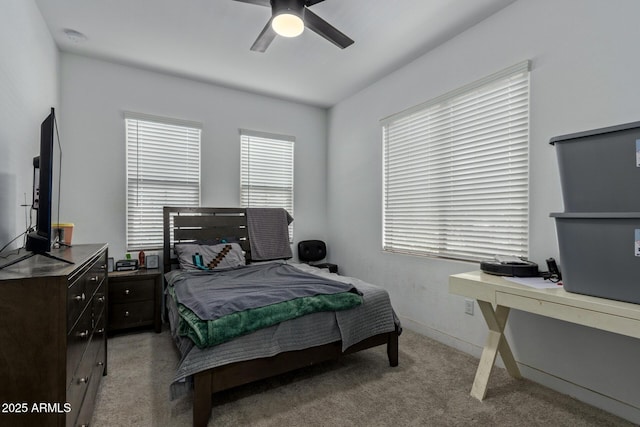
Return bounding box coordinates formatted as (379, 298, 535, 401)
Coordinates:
(518, 364, 640, 425)
(398, 315, 640, 425)
(398, 316, 489, 362)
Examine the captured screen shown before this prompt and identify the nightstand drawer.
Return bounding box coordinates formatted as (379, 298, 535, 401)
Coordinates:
(109, 278, 155, 303)
(109, 301, 154, 329)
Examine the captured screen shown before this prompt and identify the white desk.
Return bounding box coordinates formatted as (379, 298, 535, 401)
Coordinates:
(449, 271, 640, 400)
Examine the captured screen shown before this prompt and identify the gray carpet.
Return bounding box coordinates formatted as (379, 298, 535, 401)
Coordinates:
(92, 328, 632, 426)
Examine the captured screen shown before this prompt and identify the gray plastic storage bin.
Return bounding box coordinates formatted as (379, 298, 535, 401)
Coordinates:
(550, 121, 640, 212)
(551, 212, 640, 304)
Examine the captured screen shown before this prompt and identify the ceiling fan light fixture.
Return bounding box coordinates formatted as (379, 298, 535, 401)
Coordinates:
(240, 0, 353, 52)
(271, 12, 304, 38)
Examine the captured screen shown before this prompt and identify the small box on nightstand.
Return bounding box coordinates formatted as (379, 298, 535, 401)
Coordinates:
(146, 254, 159, 269)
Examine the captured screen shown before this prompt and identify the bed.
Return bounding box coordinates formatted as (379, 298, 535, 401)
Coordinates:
(162, 206, 401, 427)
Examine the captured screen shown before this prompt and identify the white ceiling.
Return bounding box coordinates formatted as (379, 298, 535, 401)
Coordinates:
(35, 0, 516, 108)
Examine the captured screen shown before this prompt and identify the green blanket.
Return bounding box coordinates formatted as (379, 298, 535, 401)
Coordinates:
(169, 286, 362, 349)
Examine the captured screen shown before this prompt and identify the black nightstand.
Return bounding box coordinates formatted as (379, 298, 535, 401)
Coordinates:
(108, 268, 162, 333)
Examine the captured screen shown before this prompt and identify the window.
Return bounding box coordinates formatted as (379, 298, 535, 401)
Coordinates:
(126, 113, 201, 250)
(240, 129, 294, 238)
(382, 61, 530, 262)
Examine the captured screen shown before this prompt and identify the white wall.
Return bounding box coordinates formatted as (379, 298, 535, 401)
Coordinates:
(59, 54, 328, 260)
(327, 0, 640, 422)
(0, 0, 59, 251)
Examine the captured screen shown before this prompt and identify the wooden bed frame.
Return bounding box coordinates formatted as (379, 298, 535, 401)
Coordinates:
(163, 206, 400, 427)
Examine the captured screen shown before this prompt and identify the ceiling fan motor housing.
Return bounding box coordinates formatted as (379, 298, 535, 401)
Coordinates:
(271, 0, 305, 19)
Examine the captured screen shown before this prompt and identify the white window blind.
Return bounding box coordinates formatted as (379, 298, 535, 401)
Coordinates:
(126, 113, 201, 250)
(382, 61, 530, 262)
(240, 129, 294, 238)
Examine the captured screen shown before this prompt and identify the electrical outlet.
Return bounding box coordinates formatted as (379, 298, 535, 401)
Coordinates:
(464, 298, 474, 315)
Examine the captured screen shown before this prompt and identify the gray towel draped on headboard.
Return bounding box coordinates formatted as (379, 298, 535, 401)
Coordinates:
(246, 208, 293, 261)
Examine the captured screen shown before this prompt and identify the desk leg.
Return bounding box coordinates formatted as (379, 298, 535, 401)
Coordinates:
(470, 302, 521, 400)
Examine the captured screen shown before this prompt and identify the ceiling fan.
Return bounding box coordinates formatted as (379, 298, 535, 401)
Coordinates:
(232, 0, 354, 52)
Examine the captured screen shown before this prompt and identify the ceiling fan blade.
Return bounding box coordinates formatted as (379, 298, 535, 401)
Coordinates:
(303, 8, 354, 49)
(232, 0, 270, 6)
(250, 20, 277, 52)
(305, 0, 326, 6)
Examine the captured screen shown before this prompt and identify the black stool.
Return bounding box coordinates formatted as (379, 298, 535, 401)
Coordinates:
(297, 240, 338, 274)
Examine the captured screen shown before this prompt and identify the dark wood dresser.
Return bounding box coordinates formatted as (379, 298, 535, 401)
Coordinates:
(108, 268, 162, 333)
(0, 244, 108, 427)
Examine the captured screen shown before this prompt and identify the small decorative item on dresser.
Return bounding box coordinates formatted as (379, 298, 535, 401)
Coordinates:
(138, 250, 145, 267)
(146, 254, 159, 269)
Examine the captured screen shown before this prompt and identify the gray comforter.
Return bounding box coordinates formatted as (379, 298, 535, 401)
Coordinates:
(166, 262, 360, 321)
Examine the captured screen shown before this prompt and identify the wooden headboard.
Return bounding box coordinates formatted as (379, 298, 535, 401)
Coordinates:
(162, 206, 252, 273)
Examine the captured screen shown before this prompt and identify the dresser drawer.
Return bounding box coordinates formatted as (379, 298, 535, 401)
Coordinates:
(109, 278, 155, 303)
(67, 305, 92, 387)
(66, 345, 93, 426)
(66, 292, 106, 388)
(84, 251, 107, 299)
(73, 342, 106, 427)
(92, 284, 107, 328)
(67, 251, 107, 334)
(67, 278, 88, 334)
(66, 310, 105, 427)
(92, 308, 107, 354)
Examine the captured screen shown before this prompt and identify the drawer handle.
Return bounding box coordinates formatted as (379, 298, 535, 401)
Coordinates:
(124, 289, 130, 295)
(90, 276, 99, 282)
(96, 296, 105, 303)
(97, 361, 104, 367)
(78, 377, 89, 384)
(124, 311, 130, 317)
(73, 293, 86, 302)
(77, 330, 89, 339)
(97, 328, 105, 334)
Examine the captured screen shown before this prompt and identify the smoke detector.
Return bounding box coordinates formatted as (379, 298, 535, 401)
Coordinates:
(63, 28, 88, 43)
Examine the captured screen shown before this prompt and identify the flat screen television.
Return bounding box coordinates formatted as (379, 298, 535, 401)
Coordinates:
(25, 108, 55, 253)
(0, 107, 72, 269)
